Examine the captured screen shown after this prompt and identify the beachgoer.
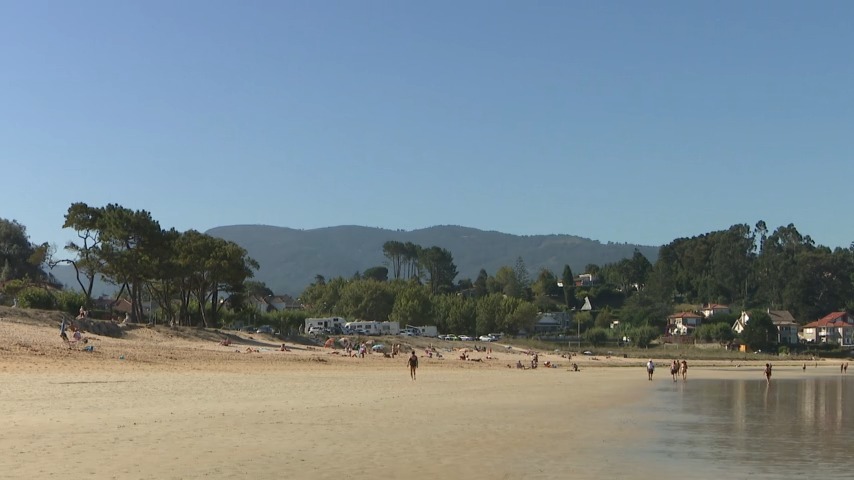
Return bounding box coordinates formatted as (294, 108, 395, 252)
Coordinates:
(802, 363, 806, 372)
(408, 351, 418, 380)
(59, 317, 72, 343)
(845, 363, 849, 373)
(670, 360, 679, 382)
(764, 363, 772, 383)
(646, 359, 655, 381)
(680, 360, 688, 381)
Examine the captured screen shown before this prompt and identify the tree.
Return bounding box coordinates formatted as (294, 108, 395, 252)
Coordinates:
(740, 310, 777, 351)
(532, 268, 561, 299)
(382, 241, 406, 279)
(389, 283, 432, 326)
(0, 218, 47, 282)
(418, 246, 457, 294)
(584, 327, 609, 347)
(561, 265, 576, 309)
(244, 281, 273, 298)
(55, 202, 105, 304)
(473, 269, 489, 297)
(363, 266, 389, 282)
(628, 325, 660, 348)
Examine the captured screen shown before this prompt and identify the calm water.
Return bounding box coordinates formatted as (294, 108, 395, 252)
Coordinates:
(639, 372, 853, 479)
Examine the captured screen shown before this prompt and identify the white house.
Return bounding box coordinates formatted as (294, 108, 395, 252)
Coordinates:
(702, 304, 731, 318)
(667, 312, 703, 336)
(800, 312, 854, 346)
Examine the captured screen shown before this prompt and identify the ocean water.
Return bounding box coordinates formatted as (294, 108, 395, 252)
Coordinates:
(638, 371, 853, 479)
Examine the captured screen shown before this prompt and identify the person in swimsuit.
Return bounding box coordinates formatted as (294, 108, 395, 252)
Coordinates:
(764, 363, 772, 384)
(680, 360, 688, 381)
(408, 351, 419, 380)
(670, 360, 679, 382)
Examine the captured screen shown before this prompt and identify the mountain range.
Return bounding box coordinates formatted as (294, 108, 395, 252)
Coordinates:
(206, 225, 660, 296)
(48, 225, 660, 297)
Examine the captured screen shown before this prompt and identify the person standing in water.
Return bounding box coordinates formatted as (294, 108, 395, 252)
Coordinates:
(764, 363, 772, 384)
(408, 351, 419, 380)
(646, 359, 655, 381)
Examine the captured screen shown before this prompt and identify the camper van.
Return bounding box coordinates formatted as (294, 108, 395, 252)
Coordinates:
(304, 317, 347, 335)
(344, 321, 383, 336)
(407, 325, 438, 337)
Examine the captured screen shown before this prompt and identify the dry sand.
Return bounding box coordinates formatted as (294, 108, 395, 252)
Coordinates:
(0, 306, 820, 479)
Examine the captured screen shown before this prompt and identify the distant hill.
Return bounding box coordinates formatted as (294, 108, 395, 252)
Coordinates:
(206, 225, 660, 296)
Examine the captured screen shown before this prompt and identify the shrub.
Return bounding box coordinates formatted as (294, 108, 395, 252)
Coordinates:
(17, 287, 56, 310)
(55, 290, 88, 316)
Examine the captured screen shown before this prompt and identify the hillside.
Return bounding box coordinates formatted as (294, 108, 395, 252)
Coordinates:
(206, 224, 660, 296)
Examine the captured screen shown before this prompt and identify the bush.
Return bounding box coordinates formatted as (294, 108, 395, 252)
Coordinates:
(628, 325, 660, 348)
(17, 287, 56, 310)
(584, 327, 610, 347)
(55, 290, 88, 316)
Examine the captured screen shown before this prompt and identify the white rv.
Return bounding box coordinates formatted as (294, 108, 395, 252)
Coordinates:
(408, 325, 438, 337)
(305, 317, 347, 334)
(344, 320, 383, 336)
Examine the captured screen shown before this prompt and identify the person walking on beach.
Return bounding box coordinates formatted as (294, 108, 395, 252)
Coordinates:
(408, 351, 419, 380)
(670, 360, 679, 382)
(764, 363, 772, 384)
(680, 360, 688, 382)
(646, 359, 655, 381)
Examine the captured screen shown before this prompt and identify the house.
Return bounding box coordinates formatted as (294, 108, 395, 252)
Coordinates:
(701, 304, 731, 318)
(800, 312, 854, 346)
(249, 294, 300, 313)
(769, 310, 799, 345)
(535, 312, 570, 332)
(667, 312, 703, 336)
(574, 274, 597, 287)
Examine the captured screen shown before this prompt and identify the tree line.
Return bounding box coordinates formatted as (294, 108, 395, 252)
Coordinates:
(3, 211, 853, 343)
(0, 204, 258, 327)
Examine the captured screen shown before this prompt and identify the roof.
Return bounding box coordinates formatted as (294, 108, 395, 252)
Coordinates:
(704, 304, 729, 309)
(669, 311, 702, 319)
(803, 312, 852, 328)
(769, 310, 798, 326)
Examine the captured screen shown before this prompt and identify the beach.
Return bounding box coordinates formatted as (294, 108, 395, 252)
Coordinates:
(1, 307, 849, 479)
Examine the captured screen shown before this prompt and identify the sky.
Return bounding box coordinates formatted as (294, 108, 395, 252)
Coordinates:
(2, 0, 853, 252)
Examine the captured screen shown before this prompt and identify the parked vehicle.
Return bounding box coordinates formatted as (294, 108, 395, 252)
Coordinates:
(308, 326, 326, 336)
(479, 335, 496, 342)
(256, 325, 274, 334)
(459, 335, 473, 341)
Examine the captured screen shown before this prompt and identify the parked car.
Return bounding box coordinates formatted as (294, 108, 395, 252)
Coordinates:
(371, 344, 386, 352)
(479, 335, 496, 342)
(256, 325, 274, 334)
(308, 326, 326, 336)
(459, 335, 473, 341)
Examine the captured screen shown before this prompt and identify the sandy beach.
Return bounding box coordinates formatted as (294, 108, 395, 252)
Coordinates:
(0, 307, 836, 479)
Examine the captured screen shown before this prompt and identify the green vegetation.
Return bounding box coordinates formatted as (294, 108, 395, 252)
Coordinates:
(5, 211, 854, 357)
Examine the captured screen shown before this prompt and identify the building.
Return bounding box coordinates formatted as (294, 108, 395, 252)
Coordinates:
(701, 304, 731, 318)
(667, 312, 703, 336)
(768, 310, 799, 345)
(800, 312, 854, 346)
(733, 310, 800, 345)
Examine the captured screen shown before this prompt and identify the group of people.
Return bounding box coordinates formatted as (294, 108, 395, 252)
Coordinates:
(669, 360, 688, 382)
(59, 316, 88, 348)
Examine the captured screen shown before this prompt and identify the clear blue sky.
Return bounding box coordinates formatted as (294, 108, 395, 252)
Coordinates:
(3, 0, 853, 252)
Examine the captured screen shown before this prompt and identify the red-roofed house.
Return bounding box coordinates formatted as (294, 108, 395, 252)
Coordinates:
(800, 312, 854, 346)
(667, 312, 703, 336)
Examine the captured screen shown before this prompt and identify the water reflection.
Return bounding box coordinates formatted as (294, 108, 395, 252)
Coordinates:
(648, 376, 852, 479)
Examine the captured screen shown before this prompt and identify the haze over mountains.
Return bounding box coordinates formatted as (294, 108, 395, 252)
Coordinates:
(206, 225, 659, 296)
(49, 224, 659, 297)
